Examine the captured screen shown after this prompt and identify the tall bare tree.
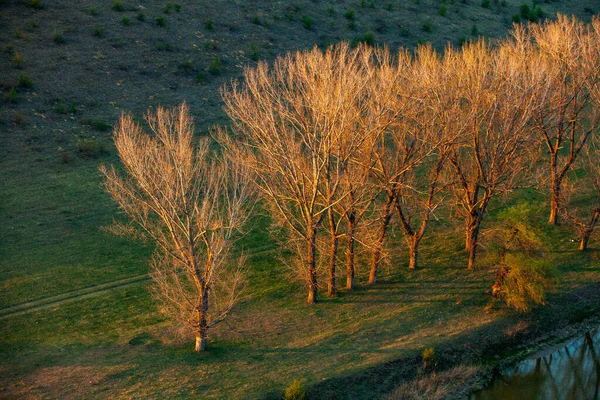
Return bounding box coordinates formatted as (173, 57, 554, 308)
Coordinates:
(221, 43, 381, 303)
(527, 15, 600, 224)
(368, 46, 455, 281)
(101, 103, 252, 352)
(444, 39, 541, 269)
(562, 140, 600, 251)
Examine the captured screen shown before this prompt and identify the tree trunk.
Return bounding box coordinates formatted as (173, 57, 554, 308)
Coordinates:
(407, 235, 421, 270)
(195, 290, 209, 352)
(369, 196, 394, 285)
(466, 216, 481, 270)
(491, 264, 509, 297)
(307, 229, 318, 304)
(580, 208, 600, 251)
(549, 155, 560, 225)
(328, 233, 338, 296)
(346, 222, 355, 290)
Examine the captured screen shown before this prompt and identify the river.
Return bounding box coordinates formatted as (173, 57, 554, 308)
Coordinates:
(471, 327, 600, 400)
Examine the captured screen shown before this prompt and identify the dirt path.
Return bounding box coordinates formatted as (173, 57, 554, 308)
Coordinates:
(0, 245, 278, 320)
(0, 275, 150, 320)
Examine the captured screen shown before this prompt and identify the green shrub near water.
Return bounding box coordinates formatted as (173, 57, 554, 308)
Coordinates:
(283, 379, 307, 400)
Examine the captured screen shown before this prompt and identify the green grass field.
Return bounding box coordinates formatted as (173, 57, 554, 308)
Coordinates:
(1, 0, 599, 398)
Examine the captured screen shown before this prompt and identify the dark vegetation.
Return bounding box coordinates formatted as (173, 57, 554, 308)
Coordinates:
(1, 0, 599, 398)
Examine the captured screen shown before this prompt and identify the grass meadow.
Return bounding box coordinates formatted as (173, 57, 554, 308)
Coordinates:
(1, 0, 599, 398)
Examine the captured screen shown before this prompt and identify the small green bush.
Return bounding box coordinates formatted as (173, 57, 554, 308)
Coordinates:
(208, 57, 222, 75)
(205, 19, 214, 29)
(156, 17, 166, 27)
(439, 5, 447, 16)
(196, 71, 206, 84)
(5, 87, 18, 103)
(481, 0, 490, 8)
(512, 14, 522, 23)
(54, 102, 67, 114)
(422, 20, 433, 32)
(344, 8, 355, 20)
(361, 32, 375, 46)
(93, 25, 104, 37)
(180, 59, 193, 72)
(283, 379, 307, 400)
(89, 7, 98, 16)
(136, 12, 145, 21)
(12, 52, 24, 68)
(76, 138, 106, 158)
(422, 347, 437, 370)
(301, 15, 313, 30)
(53, 31, 65, 43)
(28, 0, 42, 9)
(471, 24, 478, 36)
(249, 43, 260, 61)
(17, 73, 33, 88)
(112, 0, 124, 11)
(121, 16, 130, 25)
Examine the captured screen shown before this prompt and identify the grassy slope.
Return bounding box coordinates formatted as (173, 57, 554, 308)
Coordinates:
(1, 0, 599, 398)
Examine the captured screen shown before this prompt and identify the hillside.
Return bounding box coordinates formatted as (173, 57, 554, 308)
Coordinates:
(1, 0, 599, 398)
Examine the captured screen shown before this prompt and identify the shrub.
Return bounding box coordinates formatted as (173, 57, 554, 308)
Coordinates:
(76, 138, 106, 158)
(136, 12, 145, 21)
(93, 25, 104, 37)
(301, 15, 313, 30)
(439, 5, 447, 16)
(13, 111, 25, 125)
(203, 40, 218, 50)
(490, 203, 558, 312)
(327, 5, 335, 15)
(283, 379, 307, 400)
(252, 15, 262, 25)
(422, 20, 432, 32)
(344, 8, 355, 20)
(512, 14, 522, 23)
(54, 102, 67, 114)
(385, 2, 393, 11)
(347, 21, 357, 31)
(17, 73, 33, 88)
(89, 7, 98, 16)
(5, 87, 18, 103)
(494, 255, 557, 312)
(28, 0, 42, 9)
(11, 52, 24, 68)
(249, 43, 260, 61)
(422, 347, 437, 370)
(121, 16, 130, 25)
(205, 19, 214, 30)
(156, 17, 166, 27)
(196, 71, 206, 84)
(180, 59, 193, 72)
(481, 0, 490, 8)
(112, 0, 124, 11)
(53, 30, 65, 43)
(471, 24, 478, 35)
(361, 32, 375, 46)
(208, 57, 222, 75)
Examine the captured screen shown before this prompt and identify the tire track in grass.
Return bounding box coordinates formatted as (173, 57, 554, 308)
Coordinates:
(0, 275, 150, 320)
(0, 244, 278, 319)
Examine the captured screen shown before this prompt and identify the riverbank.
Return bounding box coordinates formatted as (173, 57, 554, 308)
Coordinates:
(377, 282, 600, 399)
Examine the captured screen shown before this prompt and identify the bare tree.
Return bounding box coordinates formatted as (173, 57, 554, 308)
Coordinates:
(368, 45, 458, 280)
(527, 15, 600, 224)
(101, 103, 252, 352)
(443, 39, 541, 269)
(220, 43, 381, 303)
(562, 141, 600, 251)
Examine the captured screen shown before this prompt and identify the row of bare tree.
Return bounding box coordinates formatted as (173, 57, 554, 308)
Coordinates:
(103, 16, 600, 351)
(220, 15, 600, 303)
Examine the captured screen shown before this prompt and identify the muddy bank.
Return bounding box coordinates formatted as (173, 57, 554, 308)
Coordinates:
(303, 282, 600, 399)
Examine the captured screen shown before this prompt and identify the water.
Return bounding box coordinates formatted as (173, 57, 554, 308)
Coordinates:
(471, 327, 600, 400)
